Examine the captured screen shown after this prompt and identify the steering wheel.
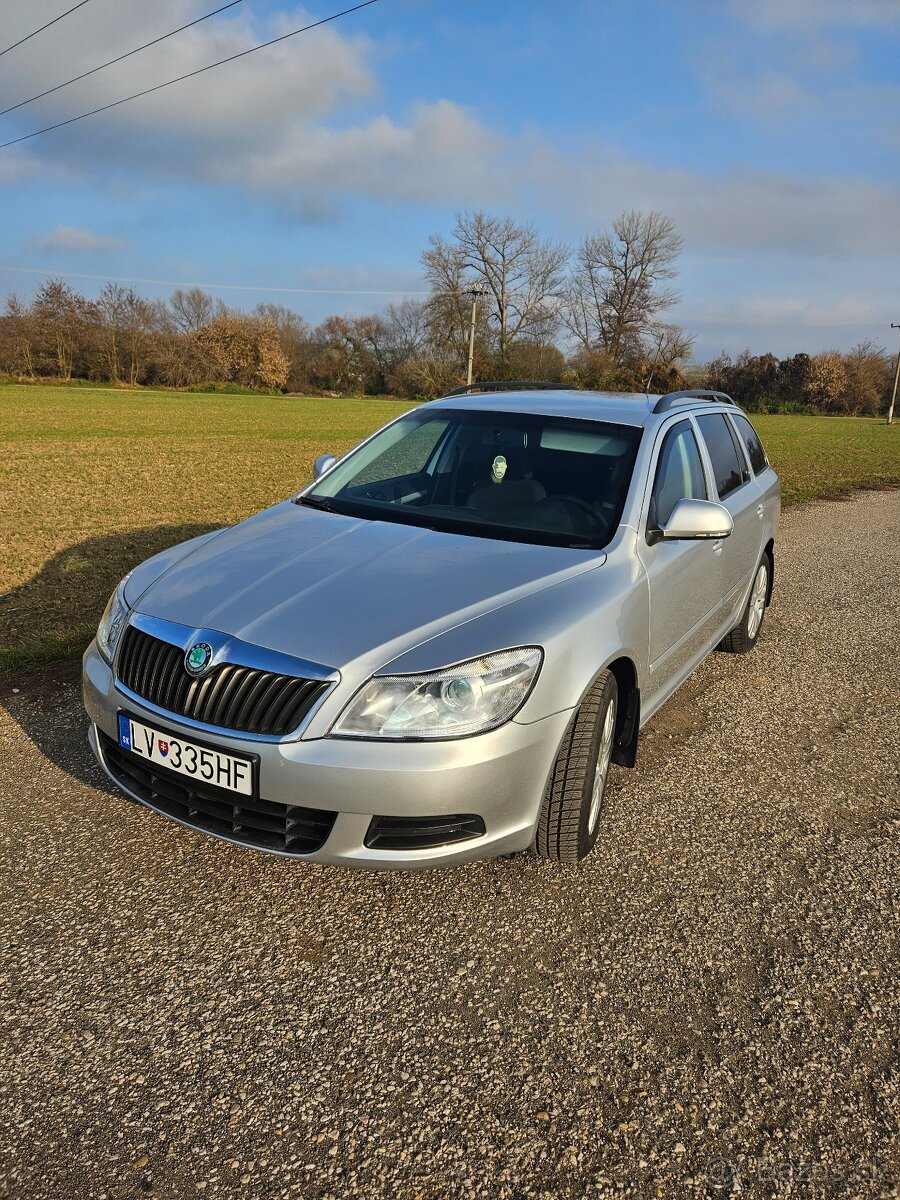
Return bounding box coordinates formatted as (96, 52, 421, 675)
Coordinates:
(551, 494, 603, 528)
(360, 485, 393, 501)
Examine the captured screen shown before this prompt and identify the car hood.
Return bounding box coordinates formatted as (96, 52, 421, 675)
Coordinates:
(133, 501, 605, 676)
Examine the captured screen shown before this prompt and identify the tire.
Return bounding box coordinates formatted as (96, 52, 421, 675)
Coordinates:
(720, 554, 770, 654)
(532, 671, 618, 862)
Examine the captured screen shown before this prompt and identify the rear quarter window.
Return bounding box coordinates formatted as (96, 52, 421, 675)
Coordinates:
(731, 413, 769, 475)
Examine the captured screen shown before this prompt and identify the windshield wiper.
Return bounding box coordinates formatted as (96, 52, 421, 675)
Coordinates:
(297, 494, 334, 512)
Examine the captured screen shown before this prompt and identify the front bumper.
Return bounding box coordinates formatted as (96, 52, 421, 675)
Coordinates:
(83, 639, 572, 869)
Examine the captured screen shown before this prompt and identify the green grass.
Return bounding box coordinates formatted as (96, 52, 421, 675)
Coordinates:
(1, 384, 897, 675)
(0, 384, 411, 675)
(751, 414, 899, 504)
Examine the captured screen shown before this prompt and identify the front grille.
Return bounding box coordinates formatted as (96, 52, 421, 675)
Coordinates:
(116, 625, 328, 736)
(364, 813, 486, 851)
(100, 732, 336, 855)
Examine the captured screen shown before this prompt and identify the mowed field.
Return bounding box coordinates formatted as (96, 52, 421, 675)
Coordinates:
(1, 382, 898, 673)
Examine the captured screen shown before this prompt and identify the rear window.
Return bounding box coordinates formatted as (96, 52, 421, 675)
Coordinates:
(731, 413, 768, 475)
(696, 413, 745, 500)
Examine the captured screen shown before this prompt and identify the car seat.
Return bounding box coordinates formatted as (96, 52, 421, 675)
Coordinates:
(465, 449, 547, 516)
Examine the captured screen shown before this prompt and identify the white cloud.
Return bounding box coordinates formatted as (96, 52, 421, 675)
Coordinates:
(700, 1, 898, 137)
(517, 144, 900, 259)
(728, 0, 900, 31)
(30, 225, 126, 253)
(679, 294, 891, 360)
(731, 297, 881, 326)
(3, 0, 895, 268)
(1, 1, 896, 358)
(0, 1, 376, 151)
(683, 295, 882, 329)
(708, 68, 821, 121)
(291, 263, 426, 295)
(0, 149, 42, 183)
(221, 100, 510, 206)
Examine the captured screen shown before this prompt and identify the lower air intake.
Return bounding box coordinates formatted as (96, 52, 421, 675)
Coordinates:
(100, 732, 336, 855)
(364, 813, 486, 851)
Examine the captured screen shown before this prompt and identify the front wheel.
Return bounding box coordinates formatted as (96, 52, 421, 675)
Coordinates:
(721, 555, 770, 654)
(532, 671, 618, 862)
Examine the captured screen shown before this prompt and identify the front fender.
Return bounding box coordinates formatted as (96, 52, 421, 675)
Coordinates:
(369, 538, 650, 726)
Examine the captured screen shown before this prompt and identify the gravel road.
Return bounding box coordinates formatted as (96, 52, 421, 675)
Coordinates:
(1, 490, 898, 1200)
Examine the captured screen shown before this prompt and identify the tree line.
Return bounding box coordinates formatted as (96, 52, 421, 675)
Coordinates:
(1, 208, 894, 415)
(702, 344, 893, 416)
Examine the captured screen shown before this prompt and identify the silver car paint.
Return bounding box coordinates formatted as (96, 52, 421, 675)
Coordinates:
(126, 500, 610, 725)
(83, 391, 780, 867)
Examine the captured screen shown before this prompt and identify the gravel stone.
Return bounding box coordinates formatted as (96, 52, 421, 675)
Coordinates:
(1, 490, 898, 1200)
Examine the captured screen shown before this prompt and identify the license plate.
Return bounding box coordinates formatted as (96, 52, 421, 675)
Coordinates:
(117, 713, 254, 797)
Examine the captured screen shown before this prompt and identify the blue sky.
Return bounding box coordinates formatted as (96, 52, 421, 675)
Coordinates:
(1, 0, 898, 360)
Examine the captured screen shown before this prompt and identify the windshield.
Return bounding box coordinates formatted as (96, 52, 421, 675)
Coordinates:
(299, 407, 643, 550)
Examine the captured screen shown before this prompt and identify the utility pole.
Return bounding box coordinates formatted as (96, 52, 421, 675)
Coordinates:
(465, 282, 486, 386)
(888, 323, 900, 426)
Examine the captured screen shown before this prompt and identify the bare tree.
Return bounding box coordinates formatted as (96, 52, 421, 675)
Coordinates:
(310, 316, 364, 393)
(32, 278, 94, 380)
(807, 351, 848, 412)
(643, 322, 695, 386)
(97, 282, 127, 382)
(96, 283, 157, 385)
(420, 236, 475, 364)
(563, 210, 685, 364)
(168, 287, 219, 333)
(0, 294, 37, 377)
(422, 211, 568, 370)
(842, 339, 892, 416)
(120, 290, 157, 386)
(383, 299, 430, 361)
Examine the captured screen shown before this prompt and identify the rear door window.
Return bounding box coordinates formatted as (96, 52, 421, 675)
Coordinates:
(696, 413, 745, 499)
(731, 413, 769, 475)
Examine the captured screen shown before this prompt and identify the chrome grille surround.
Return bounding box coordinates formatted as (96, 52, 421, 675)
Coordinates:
(114, 613, 336, 741)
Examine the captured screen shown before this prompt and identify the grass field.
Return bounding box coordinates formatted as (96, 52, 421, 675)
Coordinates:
(1, 383, 897, 674)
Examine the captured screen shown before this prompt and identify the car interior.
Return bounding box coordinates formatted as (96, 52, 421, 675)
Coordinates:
(315, 412, 643, 547)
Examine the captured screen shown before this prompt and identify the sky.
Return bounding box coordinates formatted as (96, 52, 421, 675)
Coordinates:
(1, 0, 898, 361)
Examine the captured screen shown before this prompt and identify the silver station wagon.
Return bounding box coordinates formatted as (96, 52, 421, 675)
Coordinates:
(83, 385, 780, 868)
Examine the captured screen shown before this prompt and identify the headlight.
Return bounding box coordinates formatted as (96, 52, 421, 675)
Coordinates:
(96, 572, 134, 662)
(331, 647, 543, 740)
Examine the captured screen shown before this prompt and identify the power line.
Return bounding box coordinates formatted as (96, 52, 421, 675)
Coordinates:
(0, 0, 379, 150)
(0, 268, 885, 328)
(0, 0, 96, 59)
(0, 0, 247, 119)
(0, 264, 427, 297)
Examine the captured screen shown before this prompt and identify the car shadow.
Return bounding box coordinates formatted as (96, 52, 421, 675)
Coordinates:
(0, 523, 219, 791)
(1, 523, 219, 672)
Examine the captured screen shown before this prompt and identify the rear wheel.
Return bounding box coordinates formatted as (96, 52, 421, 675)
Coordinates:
(532, 671, 618, 862)
(721, 555, 770, 653)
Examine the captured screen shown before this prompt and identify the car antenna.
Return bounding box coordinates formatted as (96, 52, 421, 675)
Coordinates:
(644, 335, 663, 396)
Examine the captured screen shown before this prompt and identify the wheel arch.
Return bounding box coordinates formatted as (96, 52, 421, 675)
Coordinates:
(573, 654, 641, 769)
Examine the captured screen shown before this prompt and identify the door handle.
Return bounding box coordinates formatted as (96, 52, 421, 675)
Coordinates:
(756, 503, 765, 519)
(713, 540, 723, 555)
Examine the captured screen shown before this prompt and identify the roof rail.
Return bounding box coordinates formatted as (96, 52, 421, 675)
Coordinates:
(440, 380, 570, 398)
(652, 389, 735, 414)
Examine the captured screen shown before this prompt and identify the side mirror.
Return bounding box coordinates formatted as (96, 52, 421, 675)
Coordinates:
(313, 452, 338, 480)
(648, 498, 733, 545)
